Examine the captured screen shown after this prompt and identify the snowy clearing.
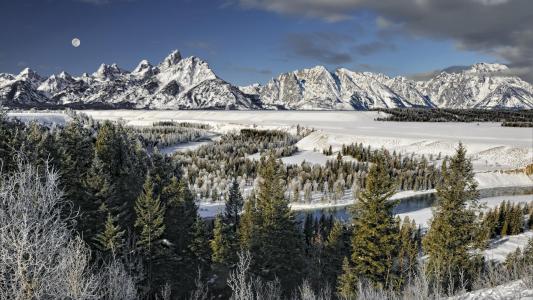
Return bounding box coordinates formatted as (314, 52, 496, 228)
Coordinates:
(7, 111, 72, 125)
(453, 279, 533, 299)
(484, 231, 533, 263)
(75, 110, 532, 170)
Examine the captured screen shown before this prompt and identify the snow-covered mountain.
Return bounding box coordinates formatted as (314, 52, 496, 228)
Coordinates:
(1, 50, 532, 110)
(0, 50, 259, 110)
(242, 63, 533, 110)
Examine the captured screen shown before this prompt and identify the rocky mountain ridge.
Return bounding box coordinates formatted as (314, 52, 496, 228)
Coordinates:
(1, 51, 532, 110)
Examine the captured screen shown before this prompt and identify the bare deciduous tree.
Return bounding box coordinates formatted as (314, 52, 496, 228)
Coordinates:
(0, 161, 99, 299)
(228, 251, 282, 300)
(98, 259, 138, 300)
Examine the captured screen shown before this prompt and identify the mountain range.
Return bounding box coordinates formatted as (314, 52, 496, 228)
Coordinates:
(1, 50, 532, 110)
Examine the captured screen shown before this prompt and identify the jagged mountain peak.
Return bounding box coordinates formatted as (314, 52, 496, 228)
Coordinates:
(160, 50, 182, 68)
(298, 65, 330, 74)
(93, 63, 127, 79)
(133, 59, 152, 72)
(466, 63, 509, 74)
(57, 71, 72, 79)
(132, 59, 154, 78)
(17, 68, 42, 80)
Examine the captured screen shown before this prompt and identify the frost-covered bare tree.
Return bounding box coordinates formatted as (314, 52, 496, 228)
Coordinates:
(228, 251, 254, 300)
(295, 279, 331, 300)
(98, 259, 139, 300)
(0, 161, 100, 299)
(228, 251, 282, 300)
(189, 270, 210, 300)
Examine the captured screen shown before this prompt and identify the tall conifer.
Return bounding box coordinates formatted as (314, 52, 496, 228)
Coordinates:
(338, 156, 399, 297)
(423, 143, 480, 293)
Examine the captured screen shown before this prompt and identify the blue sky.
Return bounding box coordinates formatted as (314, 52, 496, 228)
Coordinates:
(0, 0, 514, 85)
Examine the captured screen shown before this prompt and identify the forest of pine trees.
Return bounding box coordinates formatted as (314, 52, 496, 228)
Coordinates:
(0, 110, 532, 299)
(375, 107, 533, 126)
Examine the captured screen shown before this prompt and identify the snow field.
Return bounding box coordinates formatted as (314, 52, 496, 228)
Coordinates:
(78, 110, 533, 170)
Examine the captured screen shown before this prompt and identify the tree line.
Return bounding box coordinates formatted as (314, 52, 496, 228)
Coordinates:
(374, 107, 533, 127)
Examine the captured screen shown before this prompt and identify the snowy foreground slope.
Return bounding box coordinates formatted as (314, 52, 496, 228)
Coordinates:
(453, 280, 533, 299)
(1, 49, 532, 109)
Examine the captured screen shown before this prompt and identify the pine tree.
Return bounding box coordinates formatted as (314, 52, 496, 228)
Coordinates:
(509, 205, 523, 235)
(0, 112, 19, 173)
(134, 175, 166, 295)
(163, 177, 197, 253)
(87, 121, 146, 237)
(240, 155, 305, 292)
(323, 220, 349, 287)
(337, 257, 357, 299)
(397, 217, 419, 286)
(338, 156, 399, 297)
(303, 213, 315, 251)
(211, 216, 232, 264)
(239, 192, 258, 249)
(210, 180, 243, 266)
(225, 180, 244, 229)
(190, 216, 211, 271)
(529, 209, 533, 229)
(158, 176, 202, 298)
(135, 175, 166, 250)
(94, 213, 125, 256)
(58, 119, 95, 237)
(423, 143, 480, 293)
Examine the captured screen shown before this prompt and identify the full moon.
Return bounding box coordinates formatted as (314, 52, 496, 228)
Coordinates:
(71, 38, 80, 48)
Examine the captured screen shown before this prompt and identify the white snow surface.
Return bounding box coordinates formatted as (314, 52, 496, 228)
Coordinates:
(484, 231, 533, 263)
(453, 280, 533, 299)
(7, 112, 72, 125)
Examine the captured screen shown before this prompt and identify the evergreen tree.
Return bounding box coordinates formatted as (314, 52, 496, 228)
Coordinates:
(150, 148, 179, 198)
(323, 220, 349, 287)
(134, 175, 166, 295)
(94, 213, 125, 256)
(58, 119, 95, 236)
(211, 215, 233, 264)
(337, 257, 356, 299)
(86, 121, 146, 238)
(529, 209, 533, 230)
(211, 180, 244, 266)
(190, 216, 212, 271)
(397, 217, 419, 286)
(423, 143, 481, 293)
(135, 175, 166, 250)
(158, 176, 206, 297)
(338, 156, 399, 297)
(225, 180, 244, 228)
(163, 177, 197, 253)
(303, 213, 315, 252)
(0, 112, 19, 173)
(240, 155, 305, 292)
(239, 192, 258, 249)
